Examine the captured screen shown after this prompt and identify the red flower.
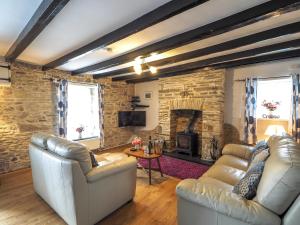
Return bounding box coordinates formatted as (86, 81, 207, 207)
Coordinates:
(131, 137, 142, 145)
(262, 100, 280, 111)
(76, 127, 84, 133)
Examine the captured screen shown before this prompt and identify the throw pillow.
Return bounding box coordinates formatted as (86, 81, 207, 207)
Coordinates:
(248, 148, 270, 171)
(233, 161, 265, 199)
(250, 140, 268, 162)
(89, 151, 99, 167)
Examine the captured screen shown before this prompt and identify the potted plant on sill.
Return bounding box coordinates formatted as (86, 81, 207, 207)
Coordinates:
(76, 126, 84, 139)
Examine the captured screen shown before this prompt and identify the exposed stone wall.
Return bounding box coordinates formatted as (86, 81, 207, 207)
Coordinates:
(96, 78, 135, 148)
(0, 62, 133, 174)
(0, 61, 225, 173)
(158, 69, 225, 160)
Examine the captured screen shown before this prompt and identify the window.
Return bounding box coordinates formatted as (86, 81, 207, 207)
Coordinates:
(256, 77, 292, 141)
(256, 77, 292, 120)
(67, 83, 100, 140)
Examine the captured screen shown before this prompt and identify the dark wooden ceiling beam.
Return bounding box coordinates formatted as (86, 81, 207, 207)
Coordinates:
(73, 0, 300, 75)
(119, 39, 300, 83)
(212, 49, 300, 69)
(94, 20, 300, 79)
(42, 0, 209, 70)
(126, 48, 300, 83)
(5, 0, 69, 62)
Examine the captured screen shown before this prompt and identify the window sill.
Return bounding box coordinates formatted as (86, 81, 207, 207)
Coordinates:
(257, 118, 289, 122)
(72, 136, 99, 141)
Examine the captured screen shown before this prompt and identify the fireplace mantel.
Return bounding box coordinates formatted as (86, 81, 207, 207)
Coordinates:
(169, 98, 205, 111)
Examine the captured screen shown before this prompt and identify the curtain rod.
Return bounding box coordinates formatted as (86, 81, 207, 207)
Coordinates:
(42, 77, 105, 87)
(234, 75, 292, 82)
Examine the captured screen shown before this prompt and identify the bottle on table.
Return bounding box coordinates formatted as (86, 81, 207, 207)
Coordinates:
(148, 136, 153, 154)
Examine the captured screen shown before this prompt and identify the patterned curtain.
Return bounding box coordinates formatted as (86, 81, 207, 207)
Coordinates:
(56, 80, 68, 137)
(98, 84, 104, 147)
(292, 74, 300, 143)
(244, 78, 258, 144)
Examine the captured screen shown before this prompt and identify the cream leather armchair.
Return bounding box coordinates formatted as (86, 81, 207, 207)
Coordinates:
(29, 133, 137, 225)
(176, 135, 300, 225)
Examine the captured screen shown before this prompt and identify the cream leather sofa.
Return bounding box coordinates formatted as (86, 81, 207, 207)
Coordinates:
(176, 135, 300, 225)
(29, 133, 137, 225)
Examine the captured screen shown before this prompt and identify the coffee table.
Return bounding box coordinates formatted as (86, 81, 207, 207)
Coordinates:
(123, 148, 163, 185)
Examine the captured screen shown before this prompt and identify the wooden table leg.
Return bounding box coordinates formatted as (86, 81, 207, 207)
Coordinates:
(148, 158, 152, 185)
(157, 158, 163, 177)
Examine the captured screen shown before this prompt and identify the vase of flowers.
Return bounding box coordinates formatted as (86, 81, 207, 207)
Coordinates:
(131, 136, 142, 150)
(262, 100, 280, 119)
(76, 126, 84, 139)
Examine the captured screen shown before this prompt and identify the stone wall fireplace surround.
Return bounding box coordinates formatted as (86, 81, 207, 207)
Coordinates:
(158, 70, 225, 160)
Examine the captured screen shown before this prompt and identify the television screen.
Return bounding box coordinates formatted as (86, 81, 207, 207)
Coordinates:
(118, 111, 146, 127)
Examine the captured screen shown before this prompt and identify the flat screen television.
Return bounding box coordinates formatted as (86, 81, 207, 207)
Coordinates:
(118, 111, 146, 127)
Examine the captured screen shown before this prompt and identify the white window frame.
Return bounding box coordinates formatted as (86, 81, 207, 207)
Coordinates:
(67, 82, 100, 141)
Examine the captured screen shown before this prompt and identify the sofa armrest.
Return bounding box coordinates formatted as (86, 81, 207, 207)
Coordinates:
(222, 144, 254, 160)
(86, 156, 136, 183)
(176, 179, 280, 225)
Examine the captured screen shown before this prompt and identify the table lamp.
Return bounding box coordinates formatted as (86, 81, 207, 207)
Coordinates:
(264, 125, 286, 136)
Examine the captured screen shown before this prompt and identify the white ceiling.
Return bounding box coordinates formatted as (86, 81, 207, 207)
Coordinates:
(93, 9, 300, 74)
(18, 0, 171, 65)
(0, 0, 43, 56)
(55, 0, 268, 71)
(100, 31, 300, 77)
(0, 0, 299, 75)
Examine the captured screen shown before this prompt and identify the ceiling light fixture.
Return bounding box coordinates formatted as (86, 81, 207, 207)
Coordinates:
(149, 66, 157, 74)
(133, 63, 143, 75)
(133, 55, 158, 75)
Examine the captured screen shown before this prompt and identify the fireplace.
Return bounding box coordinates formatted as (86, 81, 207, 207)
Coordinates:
(176, 132, 198, 156)
(169, 109, 202, 157)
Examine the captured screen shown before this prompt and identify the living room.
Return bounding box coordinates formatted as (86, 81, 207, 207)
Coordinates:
(0, 1, 300, 225)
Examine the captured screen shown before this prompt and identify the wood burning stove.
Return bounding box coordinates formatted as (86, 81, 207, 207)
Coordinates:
(176, 132, 198, 156)
(175, 110, 199, 156)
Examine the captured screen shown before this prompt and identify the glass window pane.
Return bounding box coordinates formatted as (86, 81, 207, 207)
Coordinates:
(256, 77, 292, 120)
(67, 83, 100, 140)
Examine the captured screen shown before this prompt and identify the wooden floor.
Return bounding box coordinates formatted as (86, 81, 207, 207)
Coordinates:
(0, 167, 180, 225)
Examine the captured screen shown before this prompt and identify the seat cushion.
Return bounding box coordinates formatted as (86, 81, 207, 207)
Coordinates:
(47, 136, 92, 174)
(198, 177, 233, 192)
(203, 164, 246, 186)
(95, 153, 128, 167)
(214, 155, 248, 171)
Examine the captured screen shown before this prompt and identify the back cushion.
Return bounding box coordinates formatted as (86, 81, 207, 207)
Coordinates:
(47, 137, 92, 174)
(256, 136, 300, 215)
(31, 133, 53, 149)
